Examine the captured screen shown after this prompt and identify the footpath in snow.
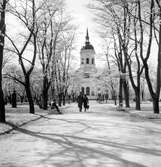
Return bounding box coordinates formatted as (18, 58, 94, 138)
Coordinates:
(0, 101, 161, 167)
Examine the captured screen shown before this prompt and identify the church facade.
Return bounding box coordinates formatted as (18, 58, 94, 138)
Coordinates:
(71, 29, 102, 99)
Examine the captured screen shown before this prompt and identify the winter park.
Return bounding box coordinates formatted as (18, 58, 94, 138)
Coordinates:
(1, 0, 161, 167)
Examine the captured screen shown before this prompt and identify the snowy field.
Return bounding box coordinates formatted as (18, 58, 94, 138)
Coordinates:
(0, 101, 161, 167)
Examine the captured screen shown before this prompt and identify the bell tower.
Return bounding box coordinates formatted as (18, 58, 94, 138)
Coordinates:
(80, 29, 96, 74)
(72, 29, 99, 99)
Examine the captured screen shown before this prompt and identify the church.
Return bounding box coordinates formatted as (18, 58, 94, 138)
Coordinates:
(71, 29, 102, 99)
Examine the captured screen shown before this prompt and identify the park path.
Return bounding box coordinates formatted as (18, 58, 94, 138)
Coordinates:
(0, 102, 161, 167)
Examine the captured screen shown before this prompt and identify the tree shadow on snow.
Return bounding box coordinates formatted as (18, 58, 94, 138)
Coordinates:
(5, 122, 161, 167)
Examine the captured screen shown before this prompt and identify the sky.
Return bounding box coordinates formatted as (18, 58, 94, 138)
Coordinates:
(5, 0, 158, 70)
(65, 0, 107, 68)
(65, 0, 159, 70)
(5, 0, 107, 69)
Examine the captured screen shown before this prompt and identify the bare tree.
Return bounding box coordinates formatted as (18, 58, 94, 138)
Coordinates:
(124, 0, 161, 113)
(37, 0, 64, 109)
(91, 0, 131, 107)
(52, 30, 75, 106)
(105, 50, 118, 105)
(117, 1, 144, 110)
(58, 32, 75, 106)
(37, 0, 75, 109)
(3, 64, 25, 101)
(90, 0, 158, 111)
(136, 0, 160, 113)
(6, 0, 40, 113)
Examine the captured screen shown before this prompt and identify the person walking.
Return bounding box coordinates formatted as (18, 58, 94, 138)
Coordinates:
(105, 93, 109, 103)
(50, 99, 62, 114)
(83, 94, 89, 112)
(77, 92, 84, 112)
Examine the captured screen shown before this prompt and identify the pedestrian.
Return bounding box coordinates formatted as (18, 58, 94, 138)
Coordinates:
(83, 94, 89, 112)
(50, 99, 62, 114)
(98, 93, 101, 103)
(77, 92, 84, 112)
(105, 93, 109, 103)
(12, 90, 17, 108)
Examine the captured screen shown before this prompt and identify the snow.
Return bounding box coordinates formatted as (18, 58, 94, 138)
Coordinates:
(0, 105, 47, 134)
(0, 101, 161, 167)
(127, 102, 161, 120)
(115, 102, 161, 120)
(129, 110, 161, 119)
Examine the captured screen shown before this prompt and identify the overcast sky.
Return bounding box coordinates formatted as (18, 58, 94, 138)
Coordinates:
(65, 0, 159, 69)
(65, 0, 107, 68)
(5, 0, 107, 69)
(7, 0, 157, 69)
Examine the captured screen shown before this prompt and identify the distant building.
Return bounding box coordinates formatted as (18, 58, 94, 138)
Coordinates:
(69, 29, 152, 101)
(71, 29, 103, 99)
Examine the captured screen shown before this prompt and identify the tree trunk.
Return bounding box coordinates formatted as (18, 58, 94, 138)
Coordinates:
(63, 89, 68, 106)
(11, 90, 17, 108)
(0, 0, 6, 123)
(0, 50, 5, 122)
(58, 93, 62, 106)
(119, 77, 123, 107)
(42, 76, 49, 110)
(141, 89, 144, 101)
(0, 87, 5, 122)
(152, 97, 159, 114)
(112, 90, 117, 105)
(144, 62, 160, 114)
(135, 88, 141, 110)
(25, 76, 35, 114)
(42, 89, 48, 110)
(123, 80, 130, 108)
(62, 93, 66, 106)
(20, 96, 24, 103)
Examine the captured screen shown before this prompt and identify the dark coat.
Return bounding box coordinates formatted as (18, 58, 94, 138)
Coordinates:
(83, 96, 89, 108)
(77, 95, 84, 108)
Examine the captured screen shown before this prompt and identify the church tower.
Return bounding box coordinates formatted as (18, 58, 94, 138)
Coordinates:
(71, 29, 100, 99)
(80, 28, 97, 76)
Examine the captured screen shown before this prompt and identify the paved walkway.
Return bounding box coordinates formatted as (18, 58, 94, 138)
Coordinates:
(0, 102, 161, 167)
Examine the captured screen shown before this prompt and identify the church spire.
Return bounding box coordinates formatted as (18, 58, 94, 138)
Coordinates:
(81, 28, 94, 50)
(86, 28, 89, 42)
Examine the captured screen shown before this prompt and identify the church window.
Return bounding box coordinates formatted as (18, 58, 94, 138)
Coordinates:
(86, 58, 89, 64)
(91, 91, 95, 96)
(86, 87, 90, 95)
(92, 58, 94, 64)
(81, 58, 84, 64)
(81, 87, 85, 94)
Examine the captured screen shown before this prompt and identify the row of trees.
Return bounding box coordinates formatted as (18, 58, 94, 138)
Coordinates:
(0, 0, 75, 122)
(91, 0, 161, 113)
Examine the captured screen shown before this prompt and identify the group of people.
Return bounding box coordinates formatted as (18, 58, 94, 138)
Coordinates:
(97, 93, 109, 103)
(77, 92, 89, 112)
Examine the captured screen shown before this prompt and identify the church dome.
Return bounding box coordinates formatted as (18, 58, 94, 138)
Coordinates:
(82, 43, 94, 50)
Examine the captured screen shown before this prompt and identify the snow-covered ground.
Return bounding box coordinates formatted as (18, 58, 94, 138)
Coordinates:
(0, 105, 47, 135)
(0, 101, 161, 167)
(113, 101, 161, 121)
